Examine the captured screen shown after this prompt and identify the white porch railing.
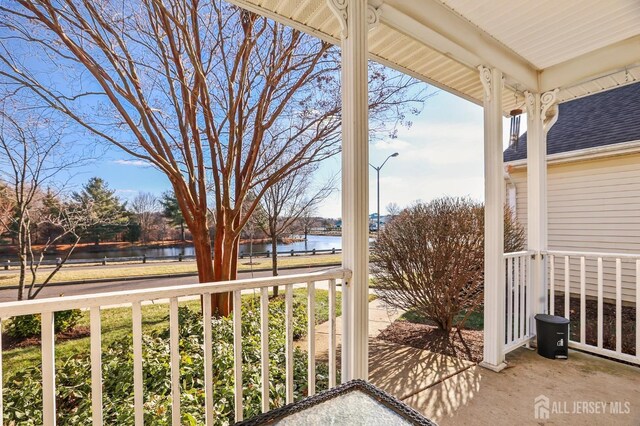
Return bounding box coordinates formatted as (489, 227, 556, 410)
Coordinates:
(546, 250, 640, 365)
(0, 268, 351, 425)
(503, 251, 534, 354)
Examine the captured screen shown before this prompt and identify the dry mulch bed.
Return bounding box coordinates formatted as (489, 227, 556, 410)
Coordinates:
(553, 295, 637, 356)
(2, 326, 90, 351)
(377, 320, 484, 363)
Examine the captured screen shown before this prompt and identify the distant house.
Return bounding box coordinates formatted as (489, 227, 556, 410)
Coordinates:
(368, 213, 392, 231)
(504, 82, 640, 303)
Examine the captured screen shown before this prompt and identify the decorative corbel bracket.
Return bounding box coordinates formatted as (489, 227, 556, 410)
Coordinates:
(477, 65, 505, 101)
(327, 0, 381, 39)
(541, 89, 559, 132)
(525, 89, 559, 132)
(478, 65, 492, 100)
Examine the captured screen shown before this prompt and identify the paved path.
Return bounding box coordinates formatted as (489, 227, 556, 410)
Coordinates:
(0, 265, 333, 302)
(297, 297, 476, 416)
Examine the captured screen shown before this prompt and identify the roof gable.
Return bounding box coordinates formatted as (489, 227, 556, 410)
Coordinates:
(504, 82, 640, 162)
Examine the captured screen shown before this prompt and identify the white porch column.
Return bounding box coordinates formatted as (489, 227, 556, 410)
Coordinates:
(525, 90, 559, 329)
(479, 65, 507, 372)
(328, 0, 372, 381)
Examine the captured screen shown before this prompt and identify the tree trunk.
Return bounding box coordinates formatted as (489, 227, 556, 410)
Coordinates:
(191, 221, 227, 316)
(16, 216, 27, 301)
(210, 215, 235, 316)
(17, 241, 26, 301)
(271, 231, 279, 296)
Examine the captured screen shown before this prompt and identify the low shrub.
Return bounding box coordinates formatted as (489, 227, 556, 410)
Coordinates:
(6, 310, 83, 339)
(372, 197, 524, 332)
(3, 302, 333, 425)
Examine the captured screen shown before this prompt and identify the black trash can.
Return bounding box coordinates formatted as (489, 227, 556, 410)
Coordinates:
(534, 314, 569, 360)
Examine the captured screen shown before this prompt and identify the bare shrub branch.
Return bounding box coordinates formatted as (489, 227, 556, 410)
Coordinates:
(372, 197, 525, 332)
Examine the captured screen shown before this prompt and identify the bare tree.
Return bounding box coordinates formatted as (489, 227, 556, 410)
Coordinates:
(257, 165, 335, 295)
(298, 209, 319, 242)
(131, 192, 158, 244)
(0, 181, 12, 241)
(0, 1, 426, 314)
(386, 202, 401, 217)
(0, 108, 95, 300)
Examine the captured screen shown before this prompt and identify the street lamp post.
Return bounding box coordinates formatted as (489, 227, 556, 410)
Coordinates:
(370, 152, 399, 237)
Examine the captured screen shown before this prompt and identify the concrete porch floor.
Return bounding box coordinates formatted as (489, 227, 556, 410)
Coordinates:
(371, 339, 640, 425)
(306, 298, 640, 425)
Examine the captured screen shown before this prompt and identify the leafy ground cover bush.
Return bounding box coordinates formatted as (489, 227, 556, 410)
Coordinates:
(6, 310, 82, 339)
(3, 293, 336, 425)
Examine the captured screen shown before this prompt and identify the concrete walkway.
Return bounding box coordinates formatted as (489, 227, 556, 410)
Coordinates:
(296, 298, 405, 356)
(298, 298, 476, 419)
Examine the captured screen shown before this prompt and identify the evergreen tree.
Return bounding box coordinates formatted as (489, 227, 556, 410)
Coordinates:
(160, 191, 185, 241)
(72, 178, 128, 244)
(124, 214, 142, 243)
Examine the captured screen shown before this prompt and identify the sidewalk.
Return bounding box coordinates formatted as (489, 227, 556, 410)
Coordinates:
(298, 297, 476, 420)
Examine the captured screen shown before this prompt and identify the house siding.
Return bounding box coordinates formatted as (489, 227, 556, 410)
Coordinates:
(508, 152, 640, 303)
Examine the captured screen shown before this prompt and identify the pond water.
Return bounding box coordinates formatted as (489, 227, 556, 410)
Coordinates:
(1, 234, 344, 262)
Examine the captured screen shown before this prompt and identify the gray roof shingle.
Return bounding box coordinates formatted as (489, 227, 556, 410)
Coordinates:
(503, 82, 640, 162)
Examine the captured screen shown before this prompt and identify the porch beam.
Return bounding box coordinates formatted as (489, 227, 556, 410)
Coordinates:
(540, 35, 640, 93)
(380, 1, 539, 92)
(479, 65, 507, 372)
(330, 0, 370, 381)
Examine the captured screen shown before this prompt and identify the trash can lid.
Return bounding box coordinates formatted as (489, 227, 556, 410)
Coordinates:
(534, 314, 569, 324)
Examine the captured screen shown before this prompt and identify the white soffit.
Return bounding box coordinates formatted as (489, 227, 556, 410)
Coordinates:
(439, 0, 640, 69)
(229, 0, 640, 109)
(230, 0, 520, 113)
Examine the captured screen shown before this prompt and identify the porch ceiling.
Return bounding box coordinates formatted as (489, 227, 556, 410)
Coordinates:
(229, 0, 640, 112)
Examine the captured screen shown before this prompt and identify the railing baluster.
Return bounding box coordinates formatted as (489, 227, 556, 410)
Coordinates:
(202, 293, 214, 426)
(527, 254, 532, 335)
(233, 290, 243, 422)
(131, 302, 144, 426)
(564, 256, 570, 320)
(636, 260, 640, 359)
(507, 257, 513, 343)
(519, 255, 525, 339)
(42, 311, 56, 426)
(0, 318, 3, 420)
(132, 302, 144, 426)
(579, 257, 585, 344)
(328, 279, 337, 388)
(597, 257, 604, 349)
(550, 255, 555, 315)
(260, 287, 269, 413)
(169, 297, 180, 426)
(616, 259, 622, 354)
(307, 281, 316, 396)
(514, 257, 520, 340)
(285, 284, 294, 404)
(90, 307, 103, 425)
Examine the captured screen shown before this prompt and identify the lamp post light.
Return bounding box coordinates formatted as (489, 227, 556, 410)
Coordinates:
(370, 152, 399, 237)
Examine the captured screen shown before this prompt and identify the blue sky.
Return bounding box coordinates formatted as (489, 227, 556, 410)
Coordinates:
(67, 86, 517, 218)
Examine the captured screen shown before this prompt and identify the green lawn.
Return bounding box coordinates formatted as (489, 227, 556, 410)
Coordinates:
(400, 309, 484, 330)
(2, 288, 344, 379)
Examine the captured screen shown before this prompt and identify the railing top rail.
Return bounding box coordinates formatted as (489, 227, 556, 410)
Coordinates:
(503, 250, 535, 258)
(543, 250, 640, 260)
(0, 268, 352, 318)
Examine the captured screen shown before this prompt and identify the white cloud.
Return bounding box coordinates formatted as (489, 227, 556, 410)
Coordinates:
(373, 139, 411, 151)
(113, 159, 150, 167)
